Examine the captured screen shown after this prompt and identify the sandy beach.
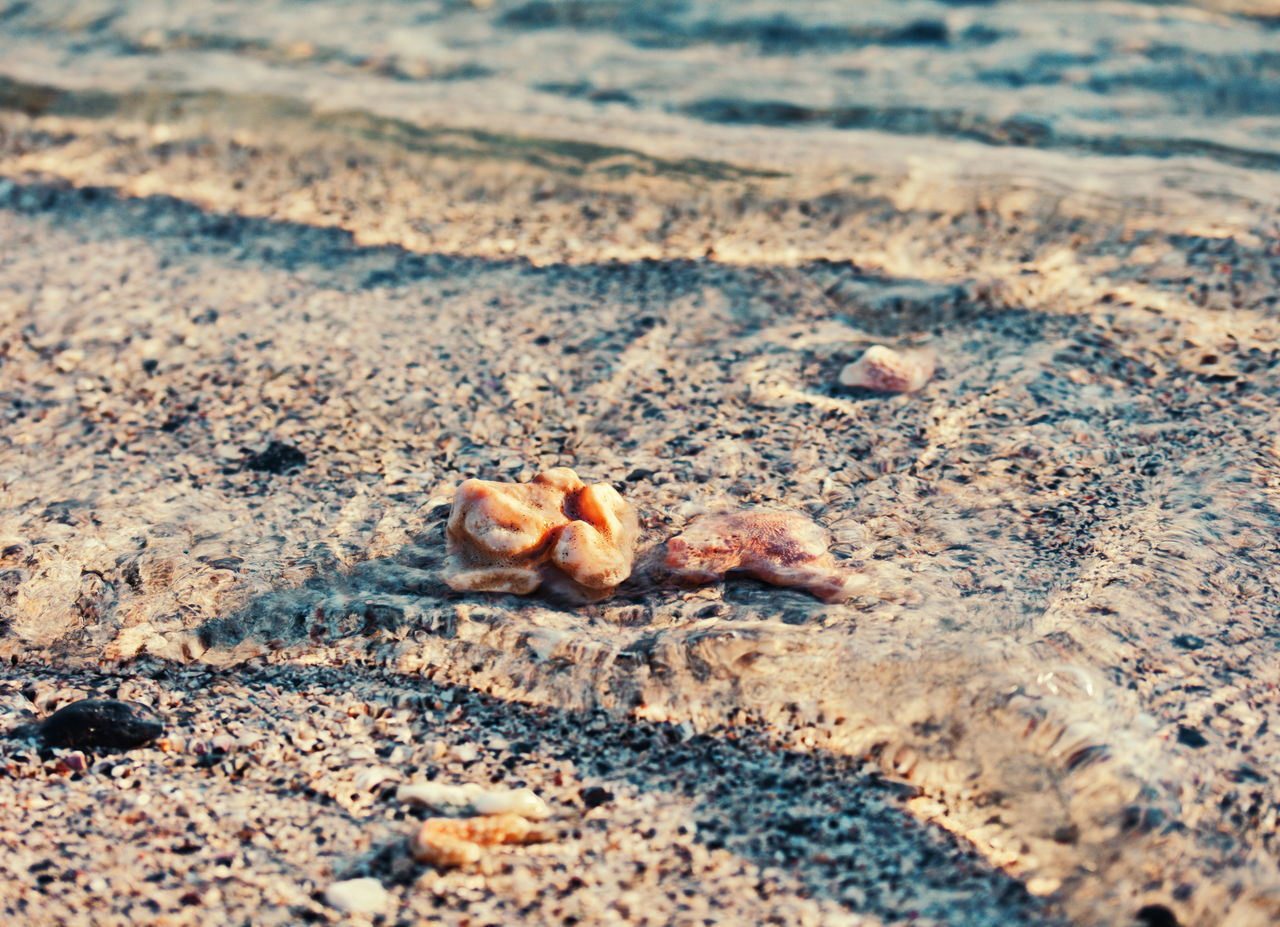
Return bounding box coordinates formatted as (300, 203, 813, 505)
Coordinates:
(2, 2, 1280, 925)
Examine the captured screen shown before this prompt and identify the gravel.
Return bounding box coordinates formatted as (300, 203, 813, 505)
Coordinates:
(2, 3, 1279, 925)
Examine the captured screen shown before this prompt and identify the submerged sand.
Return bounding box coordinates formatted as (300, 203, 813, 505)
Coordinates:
(1, 2, 1280, 925)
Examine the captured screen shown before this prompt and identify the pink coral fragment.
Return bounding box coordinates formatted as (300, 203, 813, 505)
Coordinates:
(839, 344, 935, 393)
(664, 510, 859, 602)
(444, 467, 638, 601)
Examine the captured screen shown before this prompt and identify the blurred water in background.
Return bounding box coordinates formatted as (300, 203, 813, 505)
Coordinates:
(2, 1, 1280, 924)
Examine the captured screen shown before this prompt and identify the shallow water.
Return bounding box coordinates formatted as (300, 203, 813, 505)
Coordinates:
(2, 1, 1280, 924)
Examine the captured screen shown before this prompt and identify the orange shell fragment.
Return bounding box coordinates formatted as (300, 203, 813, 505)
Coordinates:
(410, 813, 544, 869)
(443, 467, 638, 601)
(664, 510, 860, 603)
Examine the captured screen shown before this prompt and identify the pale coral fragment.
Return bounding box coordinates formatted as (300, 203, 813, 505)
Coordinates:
(410, 813, 545, 869)
(664, 510, 861, 602)
(443, 467, 638, 601)
(839, 344, 935, 393)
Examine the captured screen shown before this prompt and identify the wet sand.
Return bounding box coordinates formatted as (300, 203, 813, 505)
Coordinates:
(2, 2, 1280, 925)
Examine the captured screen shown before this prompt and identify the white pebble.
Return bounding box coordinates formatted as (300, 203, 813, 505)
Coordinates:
(54, 350, 84, 373)
(397, 782, 481, 807)
(470, 788, 550, 819)
(324, 878, 391, 916)
(838, 344, 935, 393)
(451, 742, 480, 763)
(397, 782, 550, 819)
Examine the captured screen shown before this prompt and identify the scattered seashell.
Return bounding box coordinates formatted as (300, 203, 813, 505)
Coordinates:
(355, 765, 403, 791)
(38, 699, 164, 749)
(396, 782, 550, 819)
(664, 510, 863, 602)
(450, 742, 480, 764)
(324, 877, 392, 916)
(410, 812, 546, 869)
(1179, 345, 1238, 380)
(54, 349, 84, 373)
(443, 467, 638, 601)
(838, 344, 935, 392)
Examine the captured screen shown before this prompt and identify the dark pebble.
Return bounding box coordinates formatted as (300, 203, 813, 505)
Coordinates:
(889, 19, 949, 45)
(579, 785, 614, 809)
(1176, 726, 1208, 749)
(1135, 904, 1182, 927)
(243, 441, 307, 474)
(39, 699, 164, 749)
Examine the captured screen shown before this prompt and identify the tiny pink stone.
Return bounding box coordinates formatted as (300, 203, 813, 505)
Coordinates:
(838, 345, 935, 393)
(62, 751, 88, 772)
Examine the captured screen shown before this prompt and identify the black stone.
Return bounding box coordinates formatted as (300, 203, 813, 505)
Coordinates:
(579, 786, 614, 809)
(887, 19, 949, 45)
(243, 441, 307, 474)
(778, 816, 816, 836)
(1052, 824, 1081, 845)
(1176, 726, 1208, 749)
(39, 698, 164, 749)
(1135, 904, 1182, 927)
